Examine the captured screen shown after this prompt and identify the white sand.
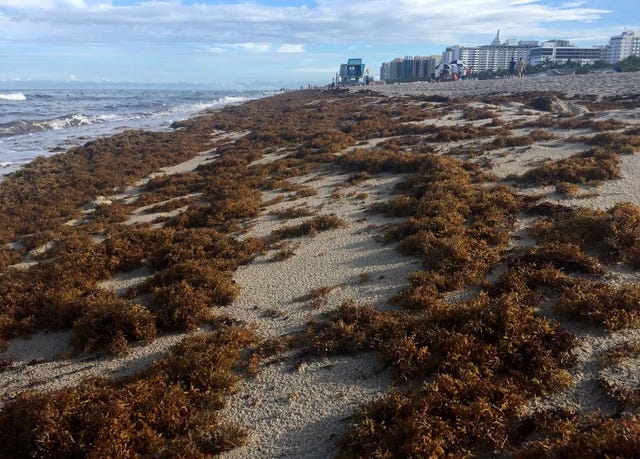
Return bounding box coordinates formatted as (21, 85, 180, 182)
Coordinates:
(218, 166, 419, 458)
(0, 331, 194, 406)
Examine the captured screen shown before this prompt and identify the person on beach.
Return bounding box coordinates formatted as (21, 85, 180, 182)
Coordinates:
(509, 58, 516, 78)
(517, 58, 526, 78)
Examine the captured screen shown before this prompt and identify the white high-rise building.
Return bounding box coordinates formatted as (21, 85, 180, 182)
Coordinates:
(606, 30, 640, 63)
(442, 31, 538, 72)
(529, 40, 605, 66)
(379, 56, 438, 82)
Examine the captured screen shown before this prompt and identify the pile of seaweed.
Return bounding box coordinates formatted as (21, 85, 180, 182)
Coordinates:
(1, 88, 640, 457)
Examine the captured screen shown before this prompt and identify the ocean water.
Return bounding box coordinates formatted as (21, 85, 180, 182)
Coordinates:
(0, 89, 269, 178)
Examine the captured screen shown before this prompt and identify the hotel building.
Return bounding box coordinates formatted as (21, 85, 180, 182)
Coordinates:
(606, 30, 640, 64)
(442, 30, 538, 72)
(380, 56, 438, 82)
(528, 40, 606, 66)
(378, 29, 640, 83)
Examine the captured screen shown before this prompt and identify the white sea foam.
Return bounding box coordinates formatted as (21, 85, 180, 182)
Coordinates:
(164, 96, 250, 117)
(47, 113, 94, 130)
(1, 113, 122, 137)
(0, 93, 27, 101)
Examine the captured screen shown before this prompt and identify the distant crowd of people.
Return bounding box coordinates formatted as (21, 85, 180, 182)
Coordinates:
(433, 57, 527, 82)
(509, 57, 527, 77)
(434, 63, 475, 81)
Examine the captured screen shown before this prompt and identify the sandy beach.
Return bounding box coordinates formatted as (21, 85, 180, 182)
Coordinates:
(362, 71, 640, 98)
(2, 72, 640, 457)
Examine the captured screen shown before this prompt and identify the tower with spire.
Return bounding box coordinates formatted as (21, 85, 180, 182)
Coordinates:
(491, 29, 502, 46)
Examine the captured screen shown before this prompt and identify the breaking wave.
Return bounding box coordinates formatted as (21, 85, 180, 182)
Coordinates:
(0, 113, 116, 137)
(0, 93, 27, 101)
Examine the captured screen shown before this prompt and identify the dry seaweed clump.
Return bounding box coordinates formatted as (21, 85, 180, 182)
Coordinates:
(555, 181, 581, 197)
(338, 375, 525, 458)
(137, 231, 261, 331)
(0, 246, 21, 271)
(602, 339, 640, 365)
(556, 279, 640, 330)
(71, 290, 156, 356)
(0, 235, 112, 341)
(586, 131, 640, 153)
(146, 228, 263, 272)
(270, 214, 347, 241)
(558, 117, 628, 132)
(338, 148, 424, 173)
(377, 154, 523, 295)
(488, 134, 534, 150)
(147, 263, 240, 332)
(529, 202, 640, 267)
(304, 292, 574, 457)
(90, 201, 134, 225)
(0, 326, 259, 458)
(510, 242, 604, 276)
(307, 294, 574, 389)
(461, 106, 495, 121)
(171, 186, 262, 232)
(0, 213, 262, 347)
(514, 412, 640, 458)
(516, 148, 620, 185)
(268, 205, 313, 220)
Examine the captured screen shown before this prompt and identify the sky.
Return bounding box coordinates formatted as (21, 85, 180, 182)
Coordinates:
(0, 0, 638, 89)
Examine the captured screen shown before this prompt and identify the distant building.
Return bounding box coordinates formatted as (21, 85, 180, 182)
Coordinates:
(380, 62, 390, 81)
(379, 56, 438, 82)
(529, 40, 605, 66)
(491, 29, 503, 46)
(442, 30, 538, 72)
(606, 30, 640, 63)
(339, 58, 366, 85)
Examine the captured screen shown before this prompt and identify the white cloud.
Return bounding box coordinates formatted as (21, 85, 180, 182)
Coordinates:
(62, 0, 86, 7)
(0, 0, 53, 7)
(0, 0, 86, 9)
(277, 44, 304, 53)
(231, 42, 272, 53)
(208, 47, 226, 54)
(0, 0, 614, 48)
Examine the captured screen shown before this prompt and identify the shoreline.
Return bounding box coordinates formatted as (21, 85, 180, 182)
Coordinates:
(0, 88, 273, 183)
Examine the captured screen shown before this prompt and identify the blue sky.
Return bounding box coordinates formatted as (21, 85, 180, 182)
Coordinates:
(0, 0, 637, 89)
